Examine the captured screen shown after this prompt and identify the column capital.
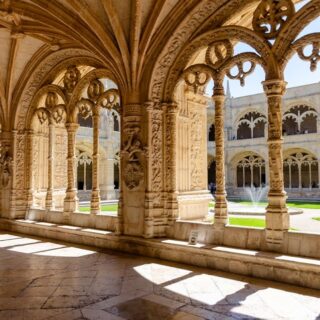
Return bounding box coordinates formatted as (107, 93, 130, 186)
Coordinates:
(166, 102, 179, 114)
(262, 80, 287, 96)
(25, 129, 34, 135)
(65, 123, 79, 132)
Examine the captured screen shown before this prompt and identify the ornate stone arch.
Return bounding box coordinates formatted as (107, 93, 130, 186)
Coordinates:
(68, 69, 120, 123)
(146, 0, 270, 102)
(159, 26, 270, 102)
(233, 108, 267, 129)
(282, 103, 318, 135)
(276, 0, 320, 67)
(12, 48, 103, 131)
(27, 84, 67, 130)
(283, 100, 318, 114)
(283, 148, 319, 189)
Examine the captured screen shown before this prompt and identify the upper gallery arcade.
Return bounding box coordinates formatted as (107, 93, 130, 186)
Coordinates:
(0, 0, 320, 289)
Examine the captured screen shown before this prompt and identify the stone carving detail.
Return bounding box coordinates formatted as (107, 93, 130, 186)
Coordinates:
(151, 107, 163, 196)
(0, 145, 13, 188)
(263, 80, 287, 197)
(297, 41, 320, 72)
(165, 105, 178, 192)
(54, 131, 68, 189)
(226, 60, 256, 87)
(122, 125, 144, 190)
(205, 40, 233, 68)
(63, 65, 81, 94)
(253, 0, 295, 39)
(184, 67, 212, 94)
(190, 111, 203, 190)
(124, 162, 144, 190)
(77, 99, 93, 119)
(97, 89, 120, 109)
(151, 1, 225, 100)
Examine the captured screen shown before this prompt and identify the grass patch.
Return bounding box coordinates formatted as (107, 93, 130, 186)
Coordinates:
(233, 200, 320, 210)
(312, 217, 320, 221)
(229, 217, 265, 228)
(79, 204, 118, 212)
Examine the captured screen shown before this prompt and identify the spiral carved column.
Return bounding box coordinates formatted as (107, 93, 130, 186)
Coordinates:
(213, 80, 228, 227)
(63, 123, 79, 220)
(263, 80, 289, 251)
(90, 111, 101, 215)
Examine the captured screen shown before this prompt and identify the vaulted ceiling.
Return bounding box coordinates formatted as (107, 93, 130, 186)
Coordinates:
(0, 0, 306, 130)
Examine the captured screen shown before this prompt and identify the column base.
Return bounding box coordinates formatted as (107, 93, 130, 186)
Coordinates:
(213, 223, 225, 245)
(143, 217, 154, 238)
(265, 192, 289, 252)
(100, 188, 117, 200)
(90, 191, 101, 215)
(177, 190, 212, 220)
(214, 192, 228, 225)
(64, 190, 79, 213)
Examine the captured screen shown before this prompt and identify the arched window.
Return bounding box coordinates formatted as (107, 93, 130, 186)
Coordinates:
(237, 155, 266, 188)
(237, 112, 266, 139)
(284, 152, 318, 189)
(76, 151, 93, 190)
(283, 105, 317, 135)
(208, 124, 215, 141)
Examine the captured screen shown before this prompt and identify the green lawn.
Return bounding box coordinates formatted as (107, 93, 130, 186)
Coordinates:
(229, 217, 265, 228)
(79, 204, 118, 212)
(233, 201, 320, 210)
(312, 217, 320, 221)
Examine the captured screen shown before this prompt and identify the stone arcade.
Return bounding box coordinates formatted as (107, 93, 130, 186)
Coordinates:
(0, 1, 320, 316)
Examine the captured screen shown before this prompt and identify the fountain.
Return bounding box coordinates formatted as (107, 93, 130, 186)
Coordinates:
(227, 186, 303, 216)
(244, 186, 268, 208)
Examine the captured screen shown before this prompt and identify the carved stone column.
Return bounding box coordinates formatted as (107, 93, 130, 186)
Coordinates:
(90, 110, 101, 215)
(143, 102, 164, 238)
(212, 79, 228, 227)
(165, 102, 179, 225)
(26, 129, 35, 209)
(144, 102, 155, 238)
(45, 123, 55, 210)
(263, 80, 289, 251)
(64, 123, 79, 219)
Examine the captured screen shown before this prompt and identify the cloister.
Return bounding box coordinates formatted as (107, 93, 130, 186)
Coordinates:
(0, 0, 320, 318)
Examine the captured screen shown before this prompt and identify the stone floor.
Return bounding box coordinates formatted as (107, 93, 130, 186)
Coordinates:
(0, 232, 320, 320)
